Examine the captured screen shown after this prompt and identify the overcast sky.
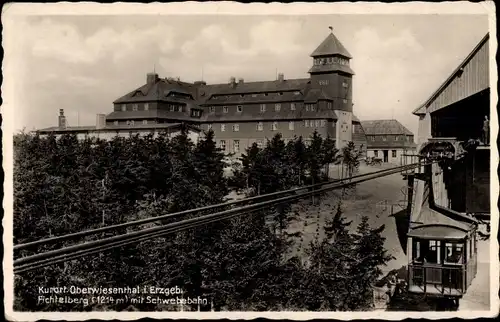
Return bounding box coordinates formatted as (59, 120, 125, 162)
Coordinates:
(8, 12, 489, 135)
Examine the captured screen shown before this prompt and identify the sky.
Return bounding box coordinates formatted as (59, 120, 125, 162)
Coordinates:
(6, 12, 489, 135)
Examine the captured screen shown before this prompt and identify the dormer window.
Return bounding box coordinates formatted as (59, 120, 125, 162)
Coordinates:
(327, 102, 332, 109)
(260, 104, 266, 112)
(275, 103, 281, 112)
(291, 103, 296, 111)
(132, 104, 138, 111)
(114, 121, 119, 126)
(121, 104, 126, 111)
(144, 103, 149, 111)
(223, 106, 229, 113)
(143, 120, 148, 125)
(237, 105, 243, 113)
(209, 106, 215, 113)
(272, 122, 278, 131)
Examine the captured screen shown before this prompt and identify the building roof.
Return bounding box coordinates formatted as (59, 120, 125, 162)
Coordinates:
(37, 123, 201, 134)
(361, 119, 414, 135)
(310, 32, 353, 59)
(413, 33, 489, 115)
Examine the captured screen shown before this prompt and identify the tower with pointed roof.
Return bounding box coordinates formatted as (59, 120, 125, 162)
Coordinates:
(308, 29, 355, 148)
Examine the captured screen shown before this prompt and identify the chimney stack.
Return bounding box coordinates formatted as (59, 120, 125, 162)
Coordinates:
(96, 114, 106, 130)
(58, 109, 67, 129)
(229, 77, 236, 88)
(278, 73, 285, 82)
(147, 72, 159, 85)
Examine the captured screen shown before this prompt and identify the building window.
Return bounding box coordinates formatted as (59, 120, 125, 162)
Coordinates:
(220, 140, 226, 151)
(352, 125, 356, 134)
(260, 104, 266, 112)
(314, 120, 320, 128)
(395, 136, 399, 141)
(223, 106, 229, 113)
(114, 121, 119, 126)
(311, 104, 316, 112)
(233, 124, 240, 132)
(305, 120, 309, 127)
(406, 136, 410, 142)
(289, 121, 294, 131)
(371, 136, 375, 141)
(327, 102, 332, 110)
(221, 124, 226, 132)
(209, 106, 215, 113)
(374, 150, 378, 157)
(132, 104, 138, 111)
(257, 139, 264, 148)
(294, 91, 301, 95)
(170, 105, 175, 112)
(126, 120, 135, 126)
(237, 105, 243, 113)
(275, 103, 281, 112)
(444, 242, 463, 264)
(321, 120, 326, 127)
(144, 103, 149, 111)
(252, 94, 257, 98)
(392, 150, 397, 158)
(233, 140, 240, 153)
(343, 99, 348, 104)
(272, 122, 278, 131)
(382, 136, 387, 141)
(291, 103, 296, 111)
(143, 120, 148, 125)
(257, 122, 263, 131)
(207, 124, 212, 130)
(319, 80, 329, 86)
(121, 104, 126, 111)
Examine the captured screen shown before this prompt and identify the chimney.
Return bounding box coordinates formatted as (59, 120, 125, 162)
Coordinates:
(238, 78, 244, 84)
(58, 109, 67, 129)
(278, 73, 285, 82)
(147, 72, 159, 85)
(96, 114, 106, 130)
(194, 81, 207, 86)
(229, 77, 236, 88)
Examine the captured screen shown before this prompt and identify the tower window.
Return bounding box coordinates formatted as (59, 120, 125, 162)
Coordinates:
(237, 105, 243, 113)
(290, 103, 296, 111)
(223, 106, 229, 113)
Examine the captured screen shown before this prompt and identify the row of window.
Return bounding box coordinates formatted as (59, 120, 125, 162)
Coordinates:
(369, 135, 412, 142)
(120, 103, 150, 112)
(373, 150, 398, 158)
(413, 240, 468, 265)
(208, 119, 328, 132)
(113, 120, 150, 126)
(212, 91, 302, 100)
(218, 138, 317, 153)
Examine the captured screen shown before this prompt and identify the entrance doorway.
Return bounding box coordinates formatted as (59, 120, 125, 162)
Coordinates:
(383, 150, 389, 163)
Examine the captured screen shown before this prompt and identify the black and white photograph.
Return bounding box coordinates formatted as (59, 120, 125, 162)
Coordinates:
(2, 2, 498, 320)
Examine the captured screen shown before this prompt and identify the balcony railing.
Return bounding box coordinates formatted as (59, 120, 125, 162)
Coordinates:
(408, 263, 466, 297)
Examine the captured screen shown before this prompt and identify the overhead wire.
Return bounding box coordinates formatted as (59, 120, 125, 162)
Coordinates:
(14, 161, 425, 251)
(14, 161, 430, 273)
